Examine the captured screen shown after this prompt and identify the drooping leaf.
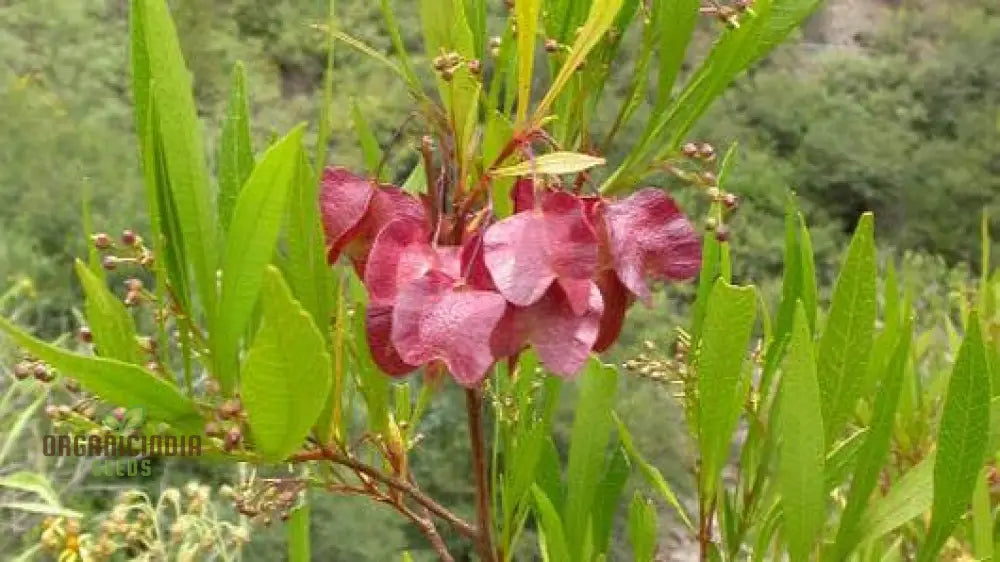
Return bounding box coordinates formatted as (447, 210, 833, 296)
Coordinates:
(833, 320, 912, 559)
(628, 493, 658, 562)
(242, 267, 333, 461)
(919, 312, 991, 561)
(614, 413, 693, 529)
(817, 213, 877, 444)
(778, 303, 826, 562)
(216, 126, 306, 392)
(0, 472, 61, 507)
(652, 0, 700, 112)
(74, 260, 143, 365)
(698, 279, 757, 500)
(491, 152, 607, 177)
(0, 502, 82, 519)
(218, 61, 255, 234)
(0, 390, 46, 466)
(0, 316, 202, 434)
(563, 359, 618, 558)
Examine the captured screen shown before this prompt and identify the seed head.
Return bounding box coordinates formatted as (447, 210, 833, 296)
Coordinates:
(33, 363, 52, 381)
(112, 407, 126, 422)
(722, 193, 740, 210)
(223, 427, 242, 452)
(544, 38, 560, 53)
(45, 404, 61, 420)
(78, 326, 93, 344)
(488, 36, 502, 49)
(121, 229, 137, 247)
(682, 142, 699, 158)
(467, 58, 482, 75)
(204, 421, 221, 437)
(92, 233, 112, 250)
(102, 255, 118, 271)
(698, 143, 716, 160)
(13, 361, 32, 380)
(440, 67, 455, 82)
(714, 225, 731, 243)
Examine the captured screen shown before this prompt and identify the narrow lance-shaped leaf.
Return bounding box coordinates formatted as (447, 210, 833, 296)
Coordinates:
(818, 212, 877, 444)
(614, 413, 693, 529)
(628, 493, 658, 562)
(491, 152, 606, 177)
(515, 0, 542, 127)
(350, 99, 384, 180)
(698, 280, 757, 500)
(287, 500, 310, 562)
(833, 319, 912, 560)
(242, 267, 333, 461)
(75, 260, 143, 365)
(778, 303, 826, 562)
(652, 0, 700, 113)
(918, 311, 991, 561)
(218, 62, 255, 234)
(216, 125, 306, 392)
(532, 484, 571, 562)
(532, 0, 624, 124)
(859, 453, 934, 544)
(592, 446, 630, 555)
(135, 0, 220, 325)
(563, 359, 618, 559)
(0, 316, 202, 434)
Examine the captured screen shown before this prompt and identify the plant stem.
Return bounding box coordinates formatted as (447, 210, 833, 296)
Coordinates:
(290, 447, 477, 539)
(466, 387, 497, 562)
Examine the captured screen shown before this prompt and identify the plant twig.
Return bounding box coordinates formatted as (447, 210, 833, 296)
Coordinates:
(289, 447, 477, 539)
(466, 387, 497, 562)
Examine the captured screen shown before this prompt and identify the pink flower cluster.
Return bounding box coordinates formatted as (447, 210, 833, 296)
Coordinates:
(320, 168, 701, 387)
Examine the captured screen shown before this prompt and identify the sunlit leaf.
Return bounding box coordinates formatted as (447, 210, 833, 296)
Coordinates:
(218, 62, 255, 234)
(778, 303, 826, 562)
(919, 312, 990, 561)
(627, 493, 658, 562)
(491, 152, 606, 177)
(242, 267, 332, 461)
(75, 260, 143, 365)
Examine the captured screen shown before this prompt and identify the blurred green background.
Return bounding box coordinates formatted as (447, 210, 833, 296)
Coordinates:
(0, 0, 997, 559)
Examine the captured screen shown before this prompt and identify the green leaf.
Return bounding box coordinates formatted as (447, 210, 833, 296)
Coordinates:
(690, 224, 723, 349)
(287, 500, 310, 562)
(419, 0, 478, 148)
(134, 0, 219, 325)
(823, 428, 869, 493)
(0, 502, 82, 519)
(0, 472, 60, 507)
(817, 212, 877, 444)
(698, 280, 757, 499)
(798, 212, 818, 332)
(563, 359, 618, 558)
(972, 467, 993, 561)
(218, 61, 255, 234)
(377, 0, 421, 93)
(532, 484, 571, 562)
(859, 454, 933, 544)
(652, 0, 700, 112)
(0, 390, 46, 466)
(614, 412, 693, 529)
(491, 152, 606, 177)
(592, 446, 630, 555)
(919, 312, 991, 561)
(74, 260, 143, 365)
(0, 316, 202, 434)
(285, 151, 333, 339)
(533, 0, 624, 122)
(628, 493, 658, 562)
(351, 99, 384, 180)
(833, 320, 912, 559)
(515, 0, 542, 126)
(242, 267, 333, 461)
(778, 303, 826, 562)
(216, 126, 306, 392)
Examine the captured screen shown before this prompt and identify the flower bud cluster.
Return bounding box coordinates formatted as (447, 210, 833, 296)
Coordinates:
(232, 477, 304, 525)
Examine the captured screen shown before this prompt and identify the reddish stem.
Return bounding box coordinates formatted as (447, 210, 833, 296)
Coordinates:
(466, 387, 497, 562)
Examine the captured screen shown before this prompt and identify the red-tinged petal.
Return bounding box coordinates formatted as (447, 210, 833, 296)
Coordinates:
(436, 246, 463, 279)
(483, 211, 554, 306)
(512, 178, 539, 213)
(489, 303, 526, 359)
(593, 270, 633, 352)
(524, 284, 604, 377)
(365, 304, 418, 377)
(460, 233, 496, 291)
(364, 219, 437, 305)
(320, 167, 375, 263)
(604, 188, 701, 303)
(392, 272, 507, 386)
(343, 186, 428, 276)
(484, 193, 599, 310)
